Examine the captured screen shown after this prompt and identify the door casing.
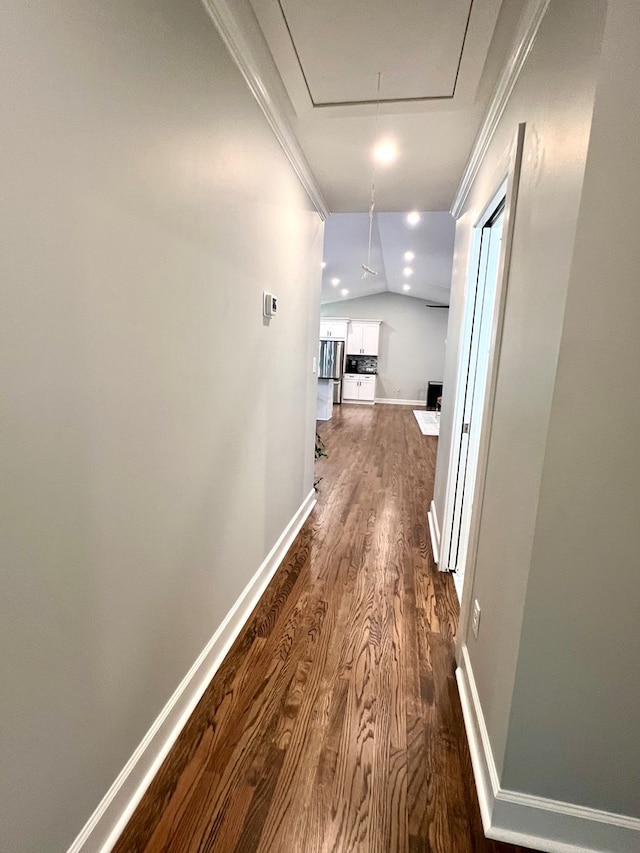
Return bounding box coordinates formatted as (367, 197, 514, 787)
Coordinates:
(436, 124, 526, 654)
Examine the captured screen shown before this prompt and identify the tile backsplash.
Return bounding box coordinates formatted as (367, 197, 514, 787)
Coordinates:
(346, 355, 378, 374)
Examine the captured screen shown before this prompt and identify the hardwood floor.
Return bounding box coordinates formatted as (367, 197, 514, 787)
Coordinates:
(113, 404, 536, 853)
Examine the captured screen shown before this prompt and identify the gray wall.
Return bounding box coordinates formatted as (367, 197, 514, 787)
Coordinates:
(434, 0, 605, 780)
(502, 0, 640, 815)
(436, 0, 640, 824)
(322, 292, 448, 403)
(0, 1, 322, 850)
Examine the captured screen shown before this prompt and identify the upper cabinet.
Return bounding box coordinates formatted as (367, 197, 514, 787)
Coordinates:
(346, 320, 381, 356)
(320, 318, 348, 339)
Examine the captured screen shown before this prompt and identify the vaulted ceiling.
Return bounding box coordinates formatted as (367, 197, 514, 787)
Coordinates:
(321, 212, 455, 304)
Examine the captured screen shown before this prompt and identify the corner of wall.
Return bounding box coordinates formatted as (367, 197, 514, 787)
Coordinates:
(456, 646, 640, 853)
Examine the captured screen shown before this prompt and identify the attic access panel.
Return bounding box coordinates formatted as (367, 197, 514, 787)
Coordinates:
(277, 0, 473, 106)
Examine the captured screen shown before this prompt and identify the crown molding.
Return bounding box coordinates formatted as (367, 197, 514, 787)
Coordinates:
(200, 0, 330, 220)
(451, 0, 551, 219)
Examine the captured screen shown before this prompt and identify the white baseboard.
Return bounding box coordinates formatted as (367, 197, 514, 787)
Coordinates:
(427, 499, 441, 565)
(67, 489, 317, 853)
(375, 397, 426, 406)
(456, 645, 640, 853)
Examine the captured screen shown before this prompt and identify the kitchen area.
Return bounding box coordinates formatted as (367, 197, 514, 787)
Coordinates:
(317, 318, 381, 420)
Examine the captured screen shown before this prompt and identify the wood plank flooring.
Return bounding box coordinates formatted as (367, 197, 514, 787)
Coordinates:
(113, 404, 536, 853)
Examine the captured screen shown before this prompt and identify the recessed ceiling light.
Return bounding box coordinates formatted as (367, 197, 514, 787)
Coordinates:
(403, 267, 413, 277)
(331, 277, 340, 286)
(406, 211, 421, 226)
(403, 284, 411, 291)
(373, 141, 397, 165)
(321, 262, 327, 269)
(404, 251, 415, 262)
(341, 288, 349, 296)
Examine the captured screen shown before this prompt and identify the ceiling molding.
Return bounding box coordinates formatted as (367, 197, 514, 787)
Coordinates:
(450, 0, 551, 219)
(200, 0, 330, 220)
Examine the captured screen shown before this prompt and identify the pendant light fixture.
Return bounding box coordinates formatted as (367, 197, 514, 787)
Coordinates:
(362, 72, 383, 278)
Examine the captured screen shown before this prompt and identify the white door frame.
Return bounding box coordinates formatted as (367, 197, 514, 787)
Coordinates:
(438, 199, 505, 573)
(440, 204, 503, 580)
(456, 123, 525, 655)
(437, 123, 525, 629)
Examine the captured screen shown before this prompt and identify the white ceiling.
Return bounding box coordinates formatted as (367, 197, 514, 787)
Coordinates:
(235, 0, 527, 301)
(272, 0, 474, 106)
(321, 212, 455, 304)
(247, 0, 526, 211)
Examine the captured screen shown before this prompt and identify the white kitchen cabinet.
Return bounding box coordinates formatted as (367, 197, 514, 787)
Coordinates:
(320, 318, 348, 339)
(343, 374, 360, 400)
(358, 374, 376, 402)
(343, 373, 376, 403)
(346, 320, 381, 355)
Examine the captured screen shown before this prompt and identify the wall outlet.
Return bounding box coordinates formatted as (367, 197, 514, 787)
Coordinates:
(471, 599, 481, 639)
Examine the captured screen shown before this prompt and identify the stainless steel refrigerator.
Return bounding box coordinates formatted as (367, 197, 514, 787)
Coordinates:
(318, 339, 345, 403)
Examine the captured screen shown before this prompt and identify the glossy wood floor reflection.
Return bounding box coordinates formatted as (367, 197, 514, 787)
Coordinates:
(114, 405, 535, 853)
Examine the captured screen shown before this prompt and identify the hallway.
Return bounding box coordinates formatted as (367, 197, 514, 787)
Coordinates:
(113, 405, 533, 852)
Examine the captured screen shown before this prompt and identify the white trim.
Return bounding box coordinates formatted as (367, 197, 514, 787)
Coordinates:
(456, 644, 502, 827)
(427, 499, 441, 565)
(440, 165, 515, 578)
(66, 490, 317, 853)
(375, 397, 425, 407)
(437, 219, 484, 573)
(200, 0, 329, 220)
(451, 0, 551, 218)
(456, 124, 525, 655)
(456, 646, 640, 853)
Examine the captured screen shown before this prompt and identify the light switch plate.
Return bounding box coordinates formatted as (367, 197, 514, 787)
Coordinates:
(263, 291, 278, 317)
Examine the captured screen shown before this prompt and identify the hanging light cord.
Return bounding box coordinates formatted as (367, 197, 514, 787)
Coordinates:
(363, 72, 382, 277)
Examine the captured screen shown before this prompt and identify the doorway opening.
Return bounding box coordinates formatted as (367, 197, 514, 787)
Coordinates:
(442, 202, 504, 601)
(437, 124, 525, 611)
